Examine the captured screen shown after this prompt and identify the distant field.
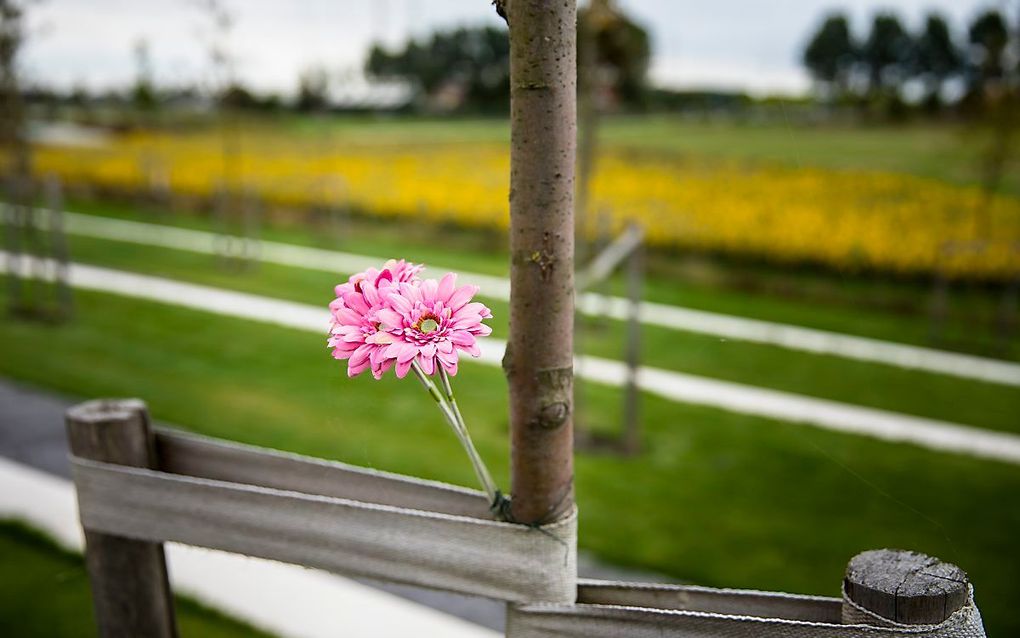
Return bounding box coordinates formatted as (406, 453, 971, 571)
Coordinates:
(283, 114, 1020, 196)
(26, 115, 1020, 278)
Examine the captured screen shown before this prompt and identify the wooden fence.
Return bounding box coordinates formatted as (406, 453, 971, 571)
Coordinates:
(66, 399, 986, 637)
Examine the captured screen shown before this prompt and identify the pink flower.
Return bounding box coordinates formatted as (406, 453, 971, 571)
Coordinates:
(335, 259, 423, 298)
(328, 260, 424, 379)
(376, 273, 492, 378)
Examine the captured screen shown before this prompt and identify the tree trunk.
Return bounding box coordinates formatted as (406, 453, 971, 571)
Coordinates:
(504, 0, 577, 525)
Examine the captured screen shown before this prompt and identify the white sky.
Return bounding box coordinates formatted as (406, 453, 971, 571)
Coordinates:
(20, 0, 1009, 97)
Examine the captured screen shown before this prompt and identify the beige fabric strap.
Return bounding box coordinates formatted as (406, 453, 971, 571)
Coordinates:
(70, 431, 577, 603)
(507, 580, 986, 637)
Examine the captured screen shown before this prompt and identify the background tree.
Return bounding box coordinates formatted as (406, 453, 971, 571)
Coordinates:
(861, 13, 913, 115)
(802, 13, 857, 100)
(0, 0, 29, 180)
(577, 0, 651, 108)
(366, 26, 510, 112)
(221, 82, 259, 110)
(967, 9, 1009, 99)
(131, 39, 157, 112)
(294, 66, 329, 112)
(914, 14, 960, 112)
(366, 10, 649, 114)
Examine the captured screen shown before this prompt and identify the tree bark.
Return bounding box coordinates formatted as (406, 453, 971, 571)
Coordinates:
(504, 0, 577, 525)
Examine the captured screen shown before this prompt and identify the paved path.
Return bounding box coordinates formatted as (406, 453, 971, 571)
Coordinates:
(60, 211, 1020, 387)
(4, 253, 1019, 464)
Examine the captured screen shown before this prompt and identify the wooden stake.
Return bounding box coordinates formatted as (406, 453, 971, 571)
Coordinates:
(622, 231, 642, 455)
(504, 0, 577, 524)
(844, 548, 968, 625)
(66, 399, 178, 638)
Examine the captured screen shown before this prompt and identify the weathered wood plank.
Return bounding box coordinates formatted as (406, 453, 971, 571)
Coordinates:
(71, 453, 578, 603)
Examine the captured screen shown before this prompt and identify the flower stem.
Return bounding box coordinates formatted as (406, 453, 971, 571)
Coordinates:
(411, 360, 500, 509)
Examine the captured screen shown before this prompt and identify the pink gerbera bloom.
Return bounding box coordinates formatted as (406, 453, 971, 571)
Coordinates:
(328, 260, 424, 379)
(327, 261, 501, 510)
(376, 273, 492, 378)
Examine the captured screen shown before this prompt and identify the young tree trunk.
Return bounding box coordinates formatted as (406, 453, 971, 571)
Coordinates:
(503, 0, 577, 525)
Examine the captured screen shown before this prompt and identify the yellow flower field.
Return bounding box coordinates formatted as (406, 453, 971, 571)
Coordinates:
(25, 130, 1020, 278)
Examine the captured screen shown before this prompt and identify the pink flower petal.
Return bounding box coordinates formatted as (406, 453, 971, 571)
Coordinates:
(377, 309, 403, 330)
(447, 284, 478, 310)
(422, 278, 441, 304)
(395, 358, 413, 379)
(419, 353, 435, 375)
(372, 358, 395, 380)
(440, 358, 459, 376)
(457, 342, 481, 357)
(437, 273, 457, 300)
(387, 291, 413, 314)
(396, 342, 418, 363)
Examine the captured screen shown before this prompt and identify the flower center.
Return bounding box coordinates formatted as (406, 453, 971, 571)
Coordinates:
(416, 313, 440, 334)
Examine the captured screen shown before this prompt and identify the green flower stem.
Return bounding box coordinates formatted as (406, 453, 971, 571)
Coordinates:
(411, 360, 500, 508)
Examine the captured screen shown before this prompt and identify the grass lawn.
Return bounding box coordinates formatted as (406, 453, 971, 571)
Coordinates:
(56, 217, 1020, 435)
(1, 289, 1018, 635)
(0, 520, 274, 638)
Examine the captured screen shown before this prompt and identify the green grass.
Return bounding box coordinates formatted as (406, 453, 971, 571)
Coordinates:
(0, 520, 275, 638)
(59, 226, 1020, 435)
(1, 289, 1018, 635)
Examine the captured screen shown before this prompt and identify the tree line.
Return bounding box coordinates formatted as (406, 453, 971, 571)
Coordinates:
(365, 0, 650, 114)
(803, 7, 1018, 116)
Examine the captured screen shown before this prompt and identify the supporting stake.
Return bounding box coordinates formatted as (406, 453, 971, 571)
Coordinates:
(622, 230, 643, 455)
(66, 399, 178, 638)
(843, 548, 968, 626)
(503, 0, 577, 525)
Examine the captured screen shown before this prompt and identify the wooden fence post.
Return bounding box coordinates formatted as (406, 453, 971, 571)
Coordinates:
(503, 0, 578, 524)
(843, 548, 968, 625)
(66, 399, 178, 638)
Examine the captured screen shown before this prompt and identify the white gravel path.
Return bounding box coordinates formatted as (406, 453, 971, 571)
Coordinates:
(4, 253, 1018, 465)
(60, 211, 1020, 387)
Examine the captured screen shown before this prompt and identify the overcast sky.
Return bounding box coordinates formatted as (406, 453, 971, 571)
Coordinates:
(20, 0, 1010, 97)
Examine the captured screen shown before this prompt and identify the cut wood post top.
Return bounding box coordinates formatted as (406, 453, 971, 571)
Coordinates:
(844, 548, 969, 625)
(66, 398, 154, 468)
